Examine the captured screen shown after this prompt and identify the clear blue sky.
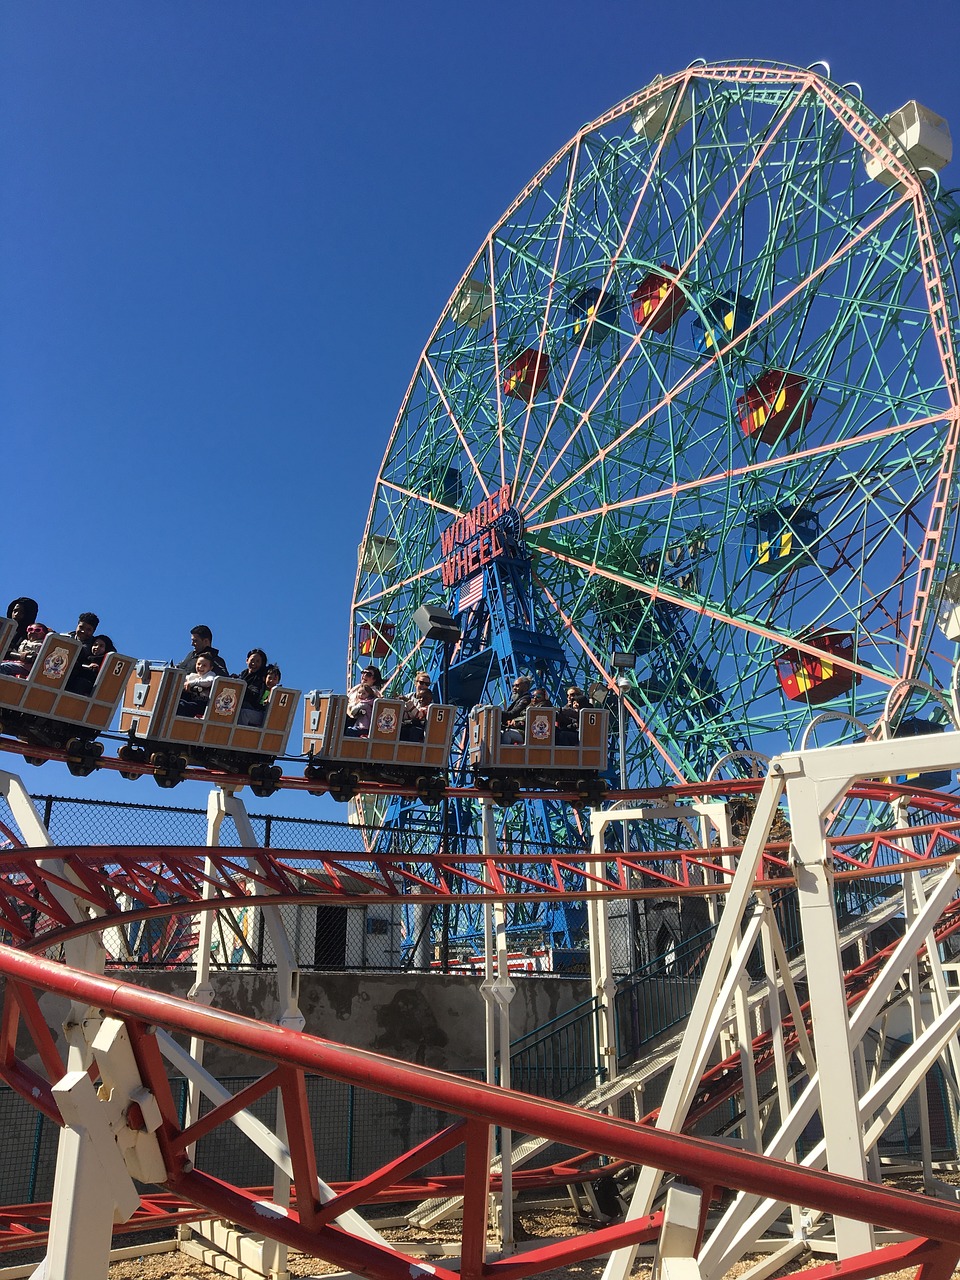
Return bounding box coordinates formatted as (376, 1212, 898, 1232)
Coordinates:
(2, 0, 959, 815)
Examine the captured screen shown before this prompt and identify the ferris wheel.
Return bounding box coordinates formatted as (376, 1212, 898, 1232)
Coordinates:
(353, 60, 960, 815)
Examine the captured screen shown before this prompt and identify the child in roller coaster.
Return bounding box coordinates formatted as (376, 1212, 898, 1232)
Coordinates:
(260, 665, 282, 710)
(0, 623, 50, 677)
(346, 665, 382, 736)
(75, 635, 116, 690)
(177, 652, 217, 718)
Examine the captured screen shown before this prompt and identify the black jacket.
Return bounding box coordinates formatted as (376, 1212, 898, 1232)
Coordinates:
(503, 693, 532, 727)
(234, 667, 267, 710)
(178, 646, 229, 677)
(6, 597, 38, 656)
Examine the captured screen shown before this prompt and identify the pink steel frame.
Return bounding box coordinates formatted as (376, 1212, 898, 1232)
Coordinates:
(2, 945, 960, 1280)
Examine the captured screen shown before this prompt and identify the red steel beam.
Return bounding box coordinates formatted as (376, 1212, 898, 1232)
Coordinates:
(3, 945, 960, 1258)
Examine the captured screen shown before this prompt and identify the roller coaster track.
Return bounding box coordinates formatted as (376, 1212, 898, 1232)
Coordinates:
(4, 727, 960, 1277)
(3, 946, 960, 1280)
(1, 766, 959, 955)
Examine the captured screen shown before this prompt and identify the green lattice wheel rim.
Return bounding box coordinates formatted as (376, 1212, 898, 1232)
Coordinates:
(354, 60, 960, 809)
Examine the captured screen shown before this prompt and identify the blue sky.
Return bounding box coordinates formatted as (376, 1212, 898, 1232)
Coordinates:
(2, 0, 959, 815)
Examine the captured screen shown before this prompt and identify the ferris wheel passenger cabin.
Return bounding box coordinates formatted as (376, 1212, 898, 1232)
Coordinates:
(503, 349, 550, 400)
(468, 703, 610, 807)
(935, 570, 960, 641)
(0, 617, 135, 773)
(630, 82, 692, 142)
(737, 370, 814, 445)
(692, 293, 755, 353)
(302, 692, 455, 803)
(117, 664, 299, 793)
(865, 101, 952, 187)
(631, 265, 688, 334)
(886, 718, 953, 791)
(775, 629, 860, 706)
(450, 279, 492, 329)
(751, 507, 820, 575)
(568, 287, 620, 346)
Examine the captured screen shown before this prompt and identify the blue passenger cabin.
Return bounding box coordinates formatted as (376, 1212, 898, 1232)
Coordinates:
(692, 294, 755, 352)
(751, 507, 820, 574)
(890, 718, 952, 791)
(568, 287, 620, 346)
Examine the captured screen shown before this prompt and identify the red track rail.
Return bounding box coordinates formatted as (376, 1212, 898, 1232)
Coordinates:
(0, 797, 956, 955)
(1, 947, 959, 1279)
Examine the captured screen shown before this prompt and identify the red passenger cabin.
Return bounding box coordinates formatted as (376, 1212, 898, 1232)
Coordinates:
(503, 349, 549, 401)
(776, 629, 859, 705)
(738, 370, 813, 445)
(631, 266, 687, 333)
(358, 622, 395, 659)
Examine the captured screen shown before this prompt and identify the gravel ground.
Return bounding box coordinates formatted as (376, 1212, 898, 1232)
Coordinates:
(103, 1207, 960, 1280)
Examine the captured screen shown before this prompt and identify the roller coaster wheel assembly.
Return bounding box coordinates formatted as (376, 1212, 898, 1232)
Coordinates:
(327, 768, 359, 803)
(576, 777, 609, 808)
(117, 743, 147, 781)
(65, 738, 104, 779)
(248, 762, 283, 799)
(150, 751, 187, 789)
(415, 774, 446, 805)
(490, 776, 520, 808)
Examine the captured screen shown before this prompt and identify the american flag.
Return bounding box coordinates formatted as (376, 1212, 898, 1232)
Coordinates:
(457, 572, 484, 614)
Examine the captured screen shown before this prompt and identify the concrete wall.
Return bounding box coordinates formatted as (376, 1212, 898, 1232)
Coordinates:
(16, 969, 591, 1079)
(124, 968, 591, 1076)
(8, 970, 592, 1197)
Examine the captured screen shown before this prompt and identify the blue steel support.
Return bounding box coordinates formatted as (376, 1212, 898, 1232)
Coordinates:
(377, 523, 590, 959)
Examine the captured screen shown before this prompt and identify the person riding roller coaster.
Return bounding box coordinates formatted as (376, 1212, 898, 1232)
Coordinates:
(65, 612, 101, 695)
(5, 598, 38, 658)
(177, 624, 229, 678)
(501, 675, 532, 744)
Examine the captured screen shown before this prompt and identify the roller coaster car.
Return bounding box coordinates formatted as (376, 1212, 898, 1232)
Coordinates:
(301, 693, 454, 803)
(118, 664, 299, 793)
(0, 618, 134, 773)
(468, 704, 610, 807)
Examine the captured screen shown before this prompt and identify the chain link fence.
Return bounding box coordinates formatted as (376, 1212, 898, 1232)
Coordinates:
(1, 794, 637, 974)
(0, 1069, 496, 1217)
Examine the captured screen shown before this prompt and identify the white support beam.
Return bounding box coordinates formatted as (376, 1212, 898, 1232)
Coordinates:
(34, 1071, 141, 1280)
(654, 1184, 703, 1280)
(587, 819, 619, 1089)
(0, 770, 117, 1280)
(600, 772, 786, 1280)
(784, 768, 872, 1258)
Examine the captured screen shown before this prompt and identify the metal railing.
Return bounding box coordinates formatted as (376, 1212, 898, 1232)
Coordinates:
(509, 995, 602, 1100)
(613, 922, 716, 1065)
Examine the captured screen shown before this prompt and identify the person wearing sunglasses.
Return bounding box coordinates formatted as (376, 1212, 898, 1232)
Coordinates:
(401, 670, 434, 742)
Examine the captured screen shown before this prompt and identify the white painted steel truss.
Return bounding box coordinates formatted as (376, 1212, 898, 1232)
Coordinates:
(5, 723, 960, 1278)
(594, 728, 960, 1280)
